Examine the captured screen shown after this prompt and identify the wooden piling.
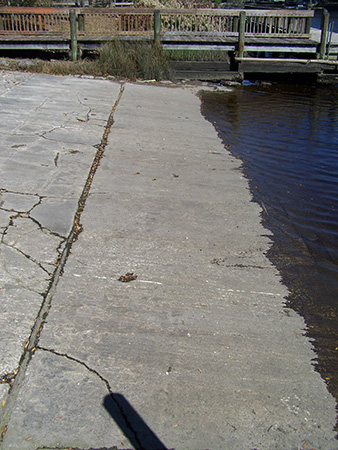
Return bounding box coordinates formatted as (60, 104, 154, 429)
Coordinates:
(238, 11, 246, 58)
(154, 9, 161, 45)
(69, 9, 77, 61)
(319, 8, 329, 59)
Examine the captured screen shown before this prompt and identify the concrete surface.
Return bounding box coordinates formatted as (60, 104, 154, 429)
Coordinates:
(0, 71, 337, 450)
(311, 27, 338, 45)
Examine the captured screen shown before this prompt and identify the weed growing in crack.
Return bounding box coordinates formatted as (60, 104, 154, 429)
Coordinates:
(0, 370, 17, 388)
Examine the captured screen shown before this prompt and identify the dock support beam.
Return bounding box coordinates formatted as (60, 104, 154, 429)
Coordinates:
(154, 10, 161, 45)
(319, 8, 329, 59)
(238, 11, 246, 58)
(69, 9, 78, 61)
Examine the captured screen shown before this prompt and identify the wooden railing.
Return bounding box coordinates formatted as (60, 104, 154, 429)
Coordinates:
(0, 7, 314, 38)
(244, 10, 313, 36)
(161, 9, 237, 35)
(77, 8, 154, 35)
(160, 9, 313, 37)
(0, 7, 70, 34)
(0, 7, 155, 35)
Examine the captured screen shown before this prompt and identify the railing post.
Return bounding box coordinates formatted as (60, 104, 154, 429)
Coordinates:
(233, 16, 239, 32)
(318, 8, 329, 59)
(78, 13, 84, 33)
(154, 9, 161, 45)
(69, 9, 78, 62)
(305, 15, 312, 35)
(238, 11, 246, 58)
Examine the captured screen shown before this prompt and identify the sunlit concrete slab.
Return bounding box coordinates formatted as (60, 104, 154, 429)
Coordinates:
(0, 74, 336, 450)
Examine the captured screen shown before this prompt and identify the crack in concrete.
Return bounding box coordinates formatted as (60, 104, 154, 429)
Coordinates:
(40, 95, 94, 143)
(1, 206, 66, 279)
(54, 152, 60, 167)
(28, 214, 67, 241)
(3, 211, 63, 240)
(40, 125, 67, 141)
(1, 215, 20, 242)
(0, 191, 44, 243)
(0, 193, 65, 293)
(1, 241, 53, 278)
(37, 345, 113, 391)
(0, 189, 66, 246)
(0, 73, 33, 98)
(76, 94, 92, 123)
(72, 83, 125, 243)
(0, 83, 125, 444)
(34, 97, 49, 112)
(0, 188, 43, 212)
(36, 346, 144, 450)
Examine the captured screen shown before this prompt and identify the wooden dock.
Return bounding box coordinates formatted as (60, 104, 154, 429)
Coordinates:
(0, 6, 337, 80)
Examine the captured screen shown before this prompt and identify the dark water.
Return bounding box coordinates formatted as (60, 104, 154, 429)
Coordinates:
(312, 8, 338, 33)
(201, 83, 338, 415)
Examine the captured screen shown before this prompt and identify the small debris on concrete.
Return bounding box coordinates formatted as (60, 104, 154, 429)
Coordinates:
(210, 258, 226, 265)
(118, 272, 138, 283)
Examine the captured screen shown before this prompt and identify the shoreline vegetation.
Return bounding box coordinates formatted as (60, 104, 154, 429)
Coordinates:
(0, 0, 247, 79)
(0, 41, 173, 80)
(0, 41, 230, 81)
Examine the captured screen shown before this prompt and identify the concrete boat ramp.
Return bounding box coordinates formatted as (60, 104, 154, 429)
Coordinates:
(0, 72, 337, 450)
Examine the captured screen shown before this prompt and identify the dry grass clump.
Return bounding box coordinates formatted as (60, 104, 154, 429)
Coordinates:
(33, 59, 101, 76)
(0, 57, 101, 76)
(0, 39, 172, 80)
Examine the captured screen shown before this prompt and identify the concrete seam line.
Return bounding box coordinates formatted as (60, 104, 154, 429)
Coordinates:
(0, 82, 125, 443)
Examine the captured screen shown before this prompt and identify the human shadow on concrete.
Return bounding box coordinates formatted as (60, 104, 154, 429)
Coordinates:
(103, 393, 168, 450)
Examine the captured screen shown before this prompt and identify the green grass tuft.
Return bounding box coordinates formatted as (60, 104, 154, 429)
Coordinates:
(97, 40, 172, 80)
